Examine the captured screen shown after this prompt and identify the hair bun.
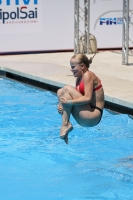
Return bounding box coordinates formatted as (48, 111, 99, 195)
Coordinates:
(89, 58, 92, 64)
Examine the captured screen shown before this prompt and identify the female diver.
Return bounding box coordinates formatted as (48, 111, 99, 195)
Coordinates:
(57, 53, 104, 144)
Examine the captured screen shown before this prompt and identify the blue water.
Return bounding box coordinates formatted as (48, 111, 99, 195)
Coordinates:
(0, 77, 133, 200)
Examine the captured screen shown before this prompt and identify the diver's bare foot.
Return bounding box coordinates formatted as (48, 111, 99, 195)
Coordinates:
(60, 123, 73, 144)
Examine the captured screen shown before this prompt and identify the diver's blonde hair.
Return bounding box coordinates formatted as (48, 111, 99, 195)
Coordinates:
(71, 54, 92, 68)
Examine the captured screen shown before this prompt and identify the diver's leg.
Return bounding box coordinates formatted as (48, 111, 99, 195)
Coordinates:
(57, 85, 82, 144)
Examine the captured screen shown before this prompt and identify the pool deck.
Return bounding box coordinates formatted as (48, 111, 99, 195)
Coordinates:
(0, 51, 133, 113)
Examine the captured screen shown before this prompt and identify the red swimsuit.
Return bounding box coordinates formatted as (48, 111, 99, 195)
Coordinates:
(75, 79, 103, 125)
(76, 79, 102, 95)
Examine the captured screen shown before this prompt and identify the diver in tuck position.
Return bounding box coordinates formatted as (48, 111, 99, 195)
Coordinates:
(57, 53, 104, 144)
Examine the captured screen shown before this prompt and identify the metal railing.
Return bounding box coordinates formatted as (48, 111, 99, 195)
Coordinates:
(74, 0, 133, 62)
(74, 0, 90, 54)
(122, 0, 133, 65)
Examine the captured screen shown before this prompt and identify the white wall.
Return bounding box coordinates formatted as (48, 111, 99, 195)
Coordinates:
(0, 0, 74, 53)
(0, 0, 133, 53)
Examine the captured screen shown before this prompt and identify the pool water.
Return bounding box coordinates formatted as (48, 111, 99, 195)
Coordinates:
(0, 77, 133, 200)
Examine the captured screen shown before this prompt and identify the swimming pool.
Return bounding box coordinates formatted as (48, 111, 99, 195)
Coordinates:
(0, 77, 133, 200)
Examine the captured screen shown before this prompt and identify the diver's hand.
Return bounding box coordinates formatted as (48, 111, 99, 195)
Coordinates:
(57, 104, 63, 114)
(60, 97, 73, 106)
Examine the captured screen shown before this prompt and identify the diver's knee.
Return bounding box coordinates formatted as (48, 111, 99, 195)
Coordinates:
(57, 88, 63, 96)
(57, 85, 71, 97)
(62, 85, 71, 92)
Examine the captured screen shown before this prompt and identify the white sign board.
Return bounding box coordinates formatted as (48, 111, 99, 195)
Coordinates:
(0, 0, 133, 53)
(90, 0, 133, 49)
(0, 0, 43, 33)
(0, 0, 74, 53)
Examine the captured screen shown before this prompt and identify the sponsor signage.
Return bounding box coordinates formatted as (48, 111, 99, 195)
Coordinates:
(0, 0, 133, 53)
(0, 0, 38, 5)
(90, 0, 133, 48)
(0, 0, 42, 33)
(100, 18, 123, 25)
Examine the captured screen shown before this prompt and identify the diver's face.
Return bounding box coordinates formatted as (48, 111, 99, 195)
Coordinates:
(70, 58, 83, 77)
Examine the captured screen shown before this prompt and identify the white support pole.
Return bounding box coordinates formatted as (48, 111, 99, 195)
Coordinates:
(125, 0, 129, 64)
(74, 0, 90, 54)
(122, 0, 126, 64)
(74, 0, 79, 53)
(85, 0, 90, 54)
(122, 0, 133, 65)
